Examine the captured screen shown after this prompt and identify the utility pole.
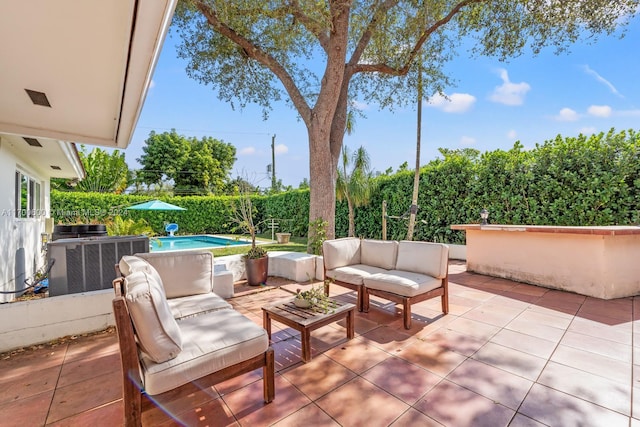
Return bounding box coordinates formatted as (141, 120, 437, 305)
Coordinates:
(271, 134, 276, 192)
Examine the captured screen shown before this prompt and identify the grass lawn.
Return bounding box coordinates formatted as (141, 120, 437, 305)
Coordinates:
(210, 232, 309, 257)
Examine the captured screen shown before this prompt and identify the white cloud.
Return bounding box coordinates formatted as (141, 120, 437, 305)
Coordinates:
(582, 65, 623, 98)
(618, 109, 640, 117)
(460, 136, 476, 146)
(350, 100, 369, 111)
(239, 147, 256, 155)
(426, 93, 476, 113)
(579, 126, 597, 135)
(274, 144, 288, 154)
(489, 69, 531, 106)
(587, 105, 612, 117)
(555, 108, 580, 122)
(507, 130, 517, 140)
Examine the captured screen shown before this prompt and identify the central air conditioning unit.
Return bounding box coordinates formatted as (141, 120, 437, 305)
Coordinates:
(47, 236, 149, 296)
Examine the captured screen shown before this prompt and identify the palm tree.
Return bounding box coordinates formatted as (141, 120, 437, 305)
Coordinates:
(336, 145, 374, 237)
(406, 61, 423, 240)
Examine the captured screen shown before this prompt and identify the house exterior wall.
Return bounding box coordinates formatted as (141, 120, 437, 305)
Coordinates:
(0, 138, 49, 303)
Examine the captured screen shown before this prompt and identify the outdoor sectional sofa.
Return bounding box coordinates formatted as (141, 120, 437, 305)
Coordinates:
(323, 237, 449, 329)
(112, 251, 274, 427)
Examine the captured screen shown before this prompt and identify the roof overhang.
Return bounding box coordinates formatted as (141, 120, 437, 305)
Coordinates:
(1, 135, 84, 180)
(0, 0, 177, 150)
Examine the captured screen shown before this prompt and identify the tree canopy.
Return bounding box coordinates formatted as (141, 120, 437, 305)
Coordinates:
(137, 129, 236, 195)
(174, 0, 637, 243)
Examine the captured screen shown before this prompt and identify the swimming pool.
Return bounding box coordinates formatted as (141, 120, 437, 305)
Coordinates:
(150, 235, 249, 252)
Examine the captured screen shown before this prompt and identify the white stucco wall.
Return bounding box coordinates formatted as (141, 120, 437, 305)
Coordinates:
(0, 139, 49, 303)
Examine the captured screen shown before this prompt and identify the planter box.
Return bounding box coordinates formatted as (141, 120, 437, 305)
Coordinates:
(0, 289, 113, 352)
(276, 232, 291, 244)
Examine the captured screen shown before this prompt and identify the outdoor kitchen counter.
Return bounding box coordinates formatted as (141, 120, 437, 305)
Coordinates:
(451, 224, 640, 299)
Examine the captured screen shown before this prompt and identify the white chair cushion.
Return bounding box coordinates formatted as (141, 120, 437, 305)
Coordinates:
(395, 241, 449, 279)
(140, 309, 269, 395)
(125, 271, 182, 363)
(360, 239, 398, 270)
(323, 238, 361, 270)
(136, 251, 214, 298)
(167, 293, 232, 320)
(119, 255, 165, 295)
(325, 264, 388, 285)
(365, 270, 443, 297)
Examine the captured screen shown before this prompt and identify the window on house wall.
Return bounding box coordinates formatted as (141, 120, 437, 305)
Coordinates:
(14, 170, 42, 218)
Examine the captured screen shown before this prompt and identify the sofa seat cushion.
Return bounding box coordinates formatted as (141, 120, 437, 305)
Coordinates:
(125, 271, 182, 363)
(136, 251, 214, 298)
(364, 270, 443, 297)
(326, 264, 388, 286)
(167, 293, 232, 320)
(140, 309, 268, 395)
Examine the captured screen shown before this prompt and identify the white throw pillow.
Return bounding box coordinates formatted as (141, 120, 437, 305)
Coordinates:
(125, 271, 182, 363)
(119, 255, 165, 296)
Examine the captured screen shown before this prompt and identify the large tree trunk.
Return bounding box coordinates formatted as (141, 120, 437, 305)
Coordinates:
(308, 120, 338, 250)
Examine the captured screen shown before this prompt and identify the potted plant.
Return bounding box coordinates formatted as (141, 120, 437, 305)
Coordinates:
(294, 284, 336, 313)
(232, 180, 268, 286)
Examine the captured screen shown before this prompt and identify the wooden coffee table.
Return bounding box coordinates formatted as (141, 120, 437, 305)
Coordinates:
(262, 297, 356, 362)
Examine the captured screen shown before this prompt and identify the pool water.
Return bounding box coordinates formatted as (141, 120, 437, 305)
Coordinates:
(151, 235, 248, 252)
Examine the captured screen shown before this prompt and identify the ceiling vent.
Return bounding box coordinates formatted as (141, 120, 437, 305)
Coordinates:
(51, 165, 62, 170)
(23, 137, 42, 147)
(25, 89, 51, 107)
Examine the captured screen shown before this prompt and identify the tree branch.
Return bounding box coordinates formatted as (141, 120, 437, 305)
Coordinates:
(352, 0, 486, 76)
(194, 1, 313, 125)
(348, 0, 399, 69)
(287, 0, 330, 53)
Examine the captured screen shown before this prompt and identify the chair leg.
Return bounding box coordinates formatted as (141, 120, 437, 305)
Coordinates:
(362, 288, 370, 312)
(403, 298, 411, 330)
(441, 276, 449, 314)
(263, 348, 275, 403)
(123, 375, 142, 427)
(323, 280, 330, 297)
(357, 287, 364, 312)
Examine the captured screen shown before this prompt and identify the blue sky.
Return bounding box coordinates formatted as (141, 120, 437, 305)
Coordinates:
(127, 15, 640, 188)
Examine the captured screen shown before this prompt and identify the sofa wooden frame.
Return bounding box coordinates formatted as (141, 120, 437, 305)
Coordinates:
(112, 278, 275, 427)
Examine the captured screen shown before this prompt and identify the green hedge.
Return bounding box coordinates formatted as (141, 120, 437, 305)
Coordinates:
(52, 129, 640, 244)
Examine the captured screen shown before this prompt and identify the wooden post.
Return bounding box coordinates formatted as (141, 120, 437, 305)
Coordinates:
(382, 200, 387, 240)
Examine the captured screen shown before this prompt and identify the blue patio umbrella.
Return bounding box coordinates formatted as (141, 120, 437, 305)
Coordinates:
(125, 199, 187, 211)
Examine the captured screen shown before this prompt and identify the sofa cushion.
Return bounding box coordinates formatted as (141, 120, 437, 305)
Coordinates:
(361, 239, 398, 270)
(119, 255, 165, 294)
(323, 238, 361, 270)
(125, 271, 182, 363)
(365, 270, 443, 297)
(140, 308, 269, 395)
(136, 251, 214, 298)
(167, 293, 232, 320)
(326, 264, 387, 286)
(395, 241, 449, 279)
